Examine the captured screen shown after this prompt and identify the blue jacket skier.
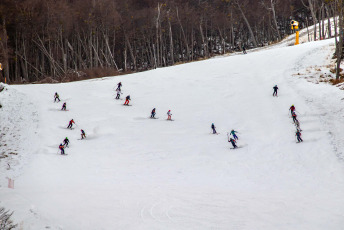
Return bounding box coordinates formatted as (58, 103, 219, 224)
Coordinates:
(59, 144, 65, 155)
(296, 130, 303, 142)
(292, 111, 298, 123)
(81, 129, 86, 139)
(151, 108, 156, 118)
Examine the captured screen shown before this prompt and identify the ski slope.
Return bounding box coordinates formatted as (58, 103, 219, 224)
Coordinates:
(1, 38, 344, 230)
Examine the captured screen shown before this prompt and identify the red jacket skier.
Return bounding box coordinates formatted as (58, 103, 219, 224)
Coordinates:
(67, 119, 75, 129)
(289, 105, 295, 115)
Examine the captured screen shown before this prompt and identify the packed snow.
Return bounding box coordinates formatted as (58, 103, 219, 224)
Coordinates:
(1, 37, 344, 229)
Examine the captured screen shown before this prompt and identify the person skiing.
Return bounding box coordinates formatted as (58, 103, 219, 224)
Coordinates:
(124, 95, 131, 105)
(211, 123, 217, 134)
(67, 119, 75, 129)
(54, 92, 60, 102)
(61, 102, 67, 111)
(59, 144, 65, 155)
(228, 137, 238, 148)
(116, 82, 122, 90)
(296, 123, 302, 132)
(230, 129, 239, 140)
(167, 110, 172, 120)
(289, 104, 295, 115)
(242, 44, 247, 54)
(116, 88, 122, 99)
(296, 130, 303, 142)
(63, 137, 69, 147)
(151, 108, 156, 118)
(292, 111, 298, 123)
(81, 129, 86, 139)
(273, 85, 278, 97)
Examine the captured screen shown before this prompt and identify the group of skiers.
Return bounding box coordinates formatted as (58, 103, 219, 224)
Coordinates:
(227, 129, 239, 148)
(116, 82, 132, 106)
(116, 82, 174, 121)
(54, 92, 87, 155)
(289, 104, 303, 143)
(211, 123, 240, 149)
(272, 86, 303, 143)
(57, 80, 306, 155)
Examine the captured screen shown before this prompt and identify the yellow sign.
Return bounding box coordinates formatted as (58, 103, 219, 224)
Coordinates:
(0, 63, 2, 71)
(290, 20, 299, 45)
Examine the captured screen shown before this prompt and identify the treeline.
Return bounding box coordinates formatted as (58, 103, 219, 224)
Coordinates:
(0, 0, 339, 83)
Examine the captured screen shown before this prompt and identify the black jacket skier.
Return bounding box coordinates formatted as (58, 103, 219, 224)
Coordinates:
(63, 137, 69, 147)
(211, 123, 217, 134)
(54, 92, 60, 102)
(273, 85, 278, 96)
(117, 82, 122, 90)
(61, 102, 67, 110)
(242, 45, 247, 54)
(228, 138, 237, 148)
(124, 95, 131, 105)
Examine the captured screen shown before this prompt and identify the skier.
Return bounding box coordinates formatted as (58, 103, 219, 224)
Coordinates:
(292, 111, 298, 123)
(242, 44, 247, 54)
(289, 104, 295, 115)
(61, 102, 67, 111)
(230, 129, 239, 140)
(59, 143, 65, 155)
(273, 85, 278, 97)
(117, 82, 122, 90)
(228, 137, 238, 149)
(151, 108, 156, 118)
(63, 137, 69, 147)
(81, 129, 86, 139)
(296, 123, 302, 132)
(54, 92, 60, 102)
(211, 123, 217, 134)
(115, 88, 122, 99)
(296, 130, 303, 142)
(67, 119, 75, 129)
(167, 110, 172, 120)
(124, 95, 131, 105)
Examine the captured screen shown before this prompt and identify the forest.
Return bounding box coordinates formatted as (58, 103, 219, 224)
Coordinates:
(0, 0, 341, 83)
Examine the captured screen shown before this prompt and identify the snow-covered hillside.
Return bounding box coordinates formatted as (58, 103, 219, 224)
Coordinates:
(1, 38, 344, 229)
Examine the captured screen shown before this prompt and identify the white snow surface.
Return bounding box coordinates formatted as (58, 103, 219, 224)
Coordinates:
(1, 39, 344, 230)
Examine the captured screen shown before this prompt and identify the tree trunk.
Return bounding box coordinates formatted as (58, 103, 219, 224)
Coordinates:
(235, 1, 258, 47)
(270, 0, 281, 41)
(1, 16, 10, 83)
(336, 0, 343, 80)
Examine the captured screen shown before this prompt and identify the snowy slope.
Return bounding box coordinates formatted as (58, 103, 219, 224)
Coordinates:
(1, 39, 344, 229)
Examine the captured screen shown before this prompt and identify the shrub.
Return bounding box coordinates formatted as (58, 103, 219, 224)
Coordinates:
(0, 207, 17, 230)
